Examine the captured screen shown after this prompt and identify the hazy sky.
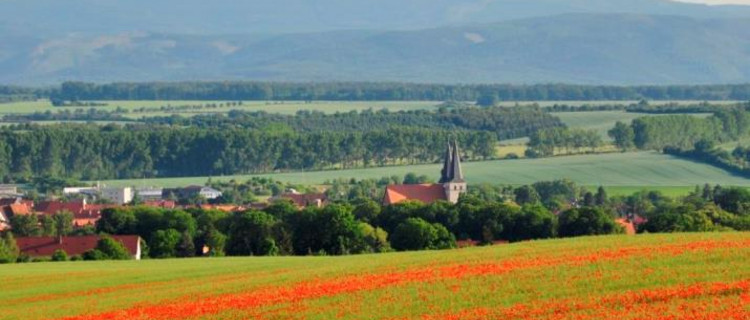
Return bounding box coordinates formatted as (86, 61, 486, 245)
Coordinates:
(674, 0, 750, 4)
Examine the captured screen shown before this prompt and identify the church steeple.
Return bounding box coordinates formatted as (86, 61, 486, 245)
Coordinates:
(449, 140, 464, 182)
(441, 139, 467, 204)
(439, 142, 453, 183)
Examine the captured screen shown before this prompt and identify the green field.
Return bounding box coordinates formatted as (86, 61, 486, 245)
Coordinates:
(3, 233, 749, 320)
(99, 152, 750, 197)
(0, 100, 442, 117)
(497, 100, 742, 107)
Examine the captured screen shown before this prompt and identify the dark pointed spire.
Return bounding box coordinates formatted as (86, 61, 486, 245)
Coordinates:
(439, 142, 453, 183)
(450, 140, 465, 182)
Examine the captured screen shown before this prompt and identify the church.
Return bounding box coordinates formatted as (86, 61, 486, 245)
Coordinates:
(383, 140, 467, 205)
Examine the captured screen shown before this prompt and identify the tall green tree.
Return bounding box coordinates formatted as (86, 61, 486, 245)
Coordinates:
(0, 232, 19, 264)
(10, 214, 41, 237)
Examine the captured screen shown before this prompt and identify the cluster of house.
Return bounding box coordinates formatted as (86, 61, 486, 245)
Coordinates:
(0, 184, 328, 260)
(62, 184, 225, 205)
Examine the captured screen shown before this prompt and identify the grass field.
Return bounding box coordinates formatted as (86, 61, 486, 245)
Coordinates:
(497, 100, 743, 107)
(99, 152, 750, 197)
(0, 100, 442, 117)
(3, 233, 748, 320)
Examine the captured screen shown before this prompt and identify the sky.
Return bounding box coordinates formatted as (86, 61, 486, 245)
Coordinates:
(674, 0, 750, 4)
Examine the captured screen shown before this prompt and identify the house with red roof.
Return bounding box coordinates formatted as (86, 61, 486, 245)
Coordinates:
(34, 199, 119, 228)
(16, 235, 142, 260)
(273, 192, 328, 208)
(383, 141, 467, 205)
(2, 200, 33, 217)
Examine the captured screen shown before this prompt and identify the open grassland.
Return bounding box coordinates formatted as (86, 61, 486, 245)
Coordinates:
(0, 100, 441, 117)
(497, 100, 743, 107)
(100, 152, 750, 197)
(2, 233, 749, 320)
(0, 100, 736, 119)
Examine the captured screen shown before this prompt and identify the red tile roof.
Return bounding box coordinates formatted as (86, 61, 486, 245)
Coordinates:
(16, 235, 140, 258)
(383, 184, 446, 205)
(2, 202, 33, 218)
(33, 201, 120, 228)
(0, 198, 19, 206)
(279, 193, 327, 208)
(34, 200, 86, 215)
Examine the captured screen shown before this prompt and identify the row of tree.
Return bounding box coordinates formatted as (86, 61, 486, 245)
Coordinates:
(145, 106, 564, 140)
(0, 125, 497, 181)
(526, 127, 603, 157)
(609, 107, 750, 150)
(663, 141, 750, 180)
(47, 82, 750, 102)
(543, 100, 747, 114)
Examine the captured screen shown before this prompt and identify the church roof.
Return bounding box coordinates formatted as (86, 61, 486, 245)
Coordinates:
(450, 140, 465, 182)
(440, 140, 464, 183)
(383, 184, 446, 205)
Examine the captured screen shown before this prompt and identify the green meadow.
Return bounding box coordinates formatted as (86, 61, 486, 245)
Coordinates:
(0, 99, 442, 117)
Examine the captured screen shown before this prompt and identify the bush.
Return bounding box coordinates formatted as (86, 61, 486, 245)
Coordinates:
(82, 249, 108, 261)
(16, 253, 31, 263)
(83, 236, 133, 260)
(0, 232, 20, 264)
(558, 207, 622, 237)
(51, 249, 68, 262)
(390, 218, 456, 251)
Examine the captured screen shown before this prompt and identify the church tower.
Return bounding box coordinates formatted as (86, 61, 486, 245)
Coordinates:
(441, 140, 467, 204)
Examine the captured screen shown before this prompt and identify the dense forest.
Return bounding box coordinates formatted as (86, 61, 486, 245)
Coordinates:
(0, 125, 497, 181)
(34, 82, 750, 102)
(145, 106, 562, 140)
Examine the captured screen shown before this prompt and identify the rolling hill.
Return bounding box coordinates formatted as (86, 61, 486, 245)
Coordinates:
(3, 13, 750, 85)
(2, 0, 750, 36)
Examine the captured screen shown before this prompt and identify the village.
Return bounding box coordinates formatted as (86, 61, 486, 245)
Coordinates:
(0, 141, 648, 262)
(0, 183, 332, 260)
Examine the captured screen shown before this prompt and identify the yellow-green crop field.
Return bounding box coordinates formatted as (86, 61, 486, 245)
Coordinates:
(2, 233, 749, 320)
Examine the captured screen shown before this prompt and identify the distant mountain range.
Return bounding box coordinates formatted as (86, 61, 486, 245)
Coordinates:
(2, 0, 750, 85)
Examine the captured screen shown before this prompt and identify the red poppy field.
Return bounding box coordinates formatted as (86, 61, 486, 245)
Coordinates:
(3, 233, 749, 320)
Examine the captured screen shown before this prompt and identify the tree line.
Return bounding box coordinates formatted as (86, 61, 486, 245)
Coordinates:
(543, 100, 747, 114)
(526, 127, 603, 157)
(37, 82, 750, 102)
(0, 124, 497, 182)
(663, 141, 750, 180)
(608, 107, 750, 151)
(145, 106, 563, 140)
